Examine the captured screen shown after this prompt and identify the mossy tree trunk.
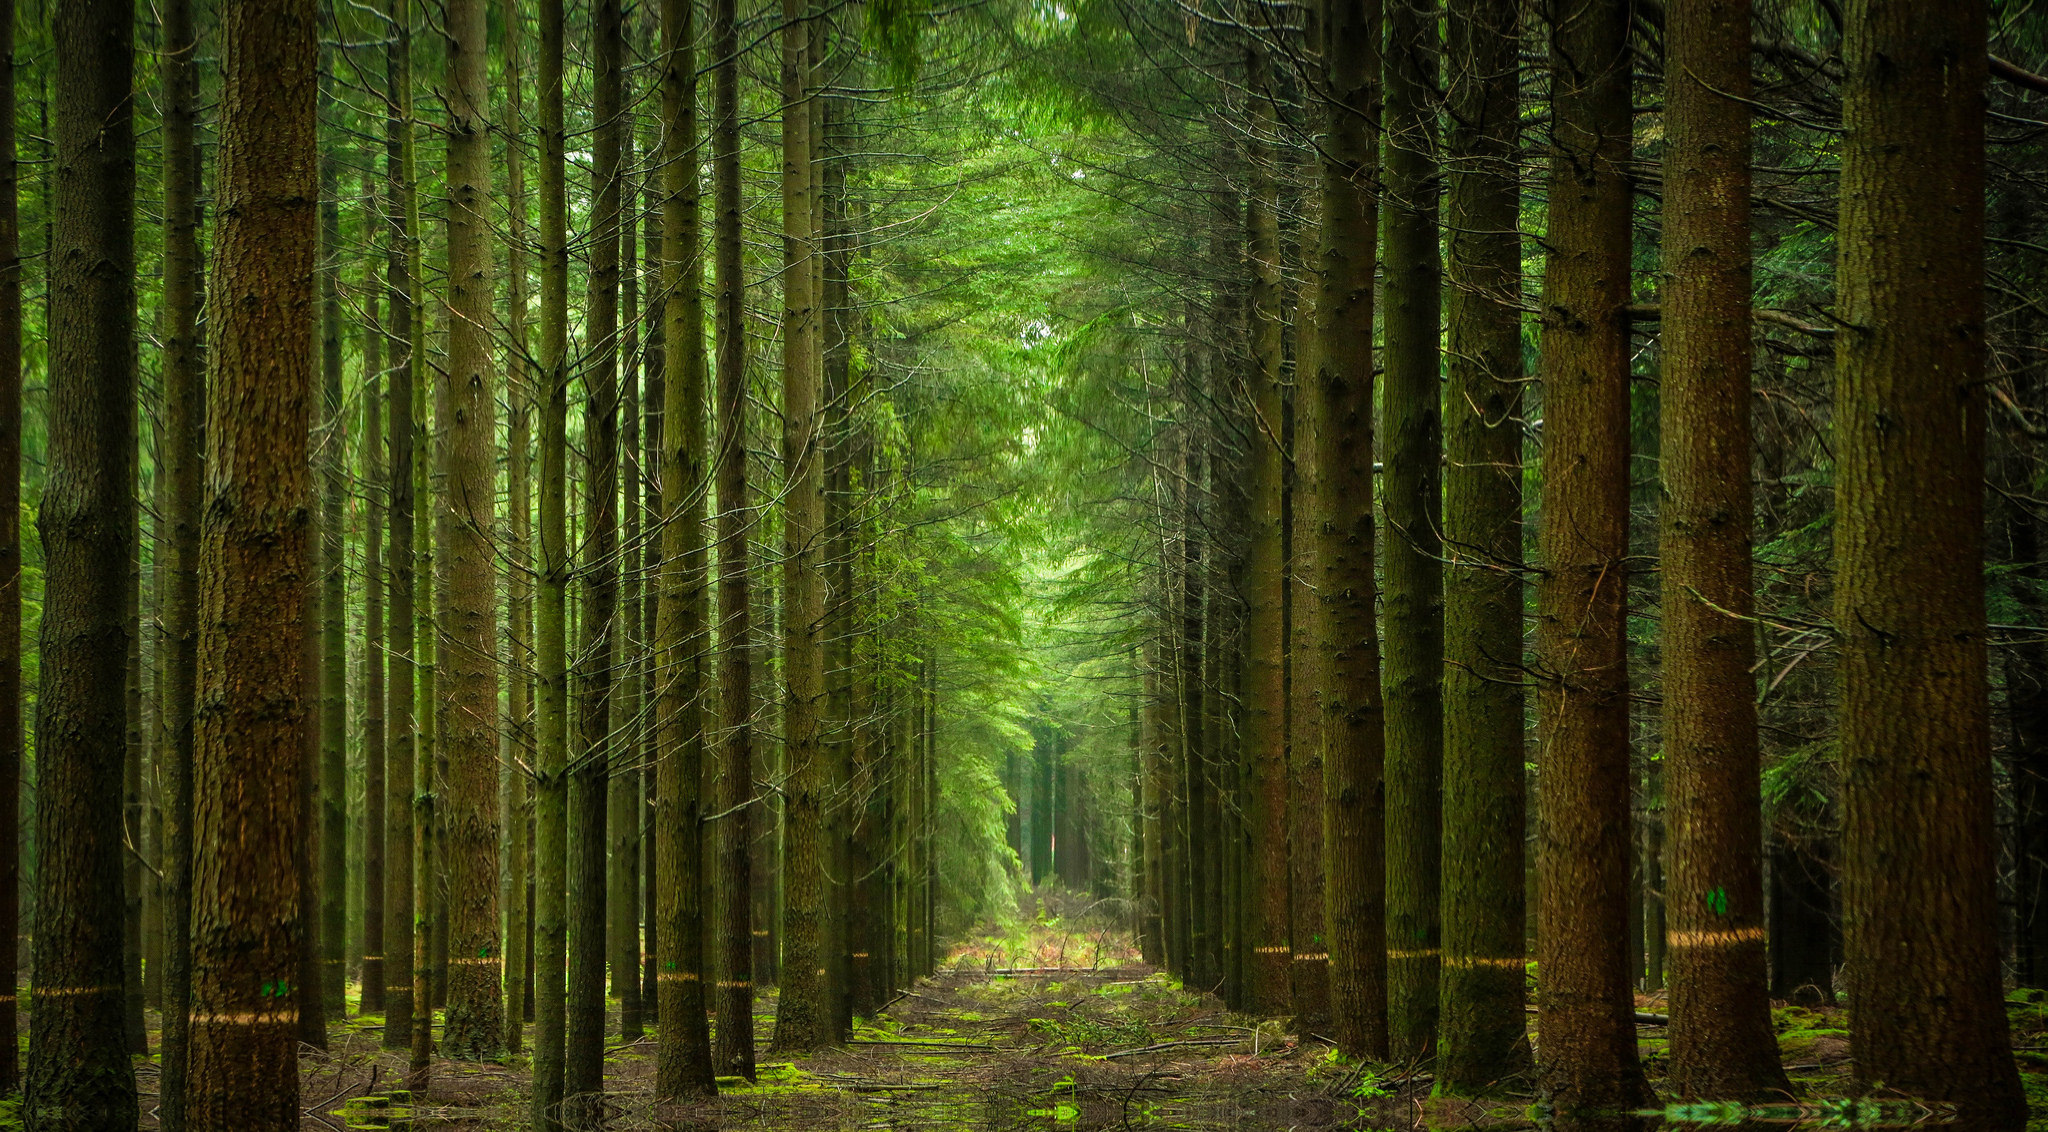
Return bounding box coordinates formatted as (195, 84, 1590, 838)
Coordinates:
(1436, 0, 1530, 1092)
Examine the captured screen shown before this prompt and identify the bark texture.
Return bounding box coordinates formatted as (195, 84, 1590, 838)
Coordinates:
(26, 2, 138, 1125)
(1659, 0, 1788, 1101)
(185, 0, 316, 1123)
(1833, 2, 2023, 1124)
(1532, 0, 1651, 1117)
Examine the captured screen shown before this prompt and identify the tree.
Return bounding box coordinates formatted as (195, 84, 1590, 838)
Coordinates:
(654, 0, 718, 1094)
(711, 0, 758, 1074)
(532, 0, 574, 1118)
(567, 0, 624, 1117)
(772, 0, 834, 1055)
(1241, 41, 1290, 1021)
(1833, 2, 2024, 1125)
(316, 6, 349, 1017)
(382, 0, 420, 1057)
(1436, 0, 1529, 1093)
(184, 0, 316, 1124)
(1531, 0, 1650, 1117)
(1381, 0, 1443, 1061)
(498, 0, 534, 1051)
(1658, 0, 1787, 1101)
(437, 0, 505, 1059)
(1316, 0, 1388, 1065)
(25, 0, 138, 1125)
(0, 0, 20, 1098)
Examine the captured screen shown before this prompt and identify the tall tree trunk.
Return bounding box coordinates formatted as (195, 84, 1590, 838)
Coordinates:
(382, 0, 419, 1055)
(1437, 0, 1528, 1091)
(655, 0, 717, 1093)
(156, 0, 204, 1115)
(360, 197, 387, 1019)
(1287, 237, 1328, 1033)
(1382, 0, 1442, 1061)
(1532, 0, 1650, 1116)
(771, 0, 832, 1053)
(317, 15, 349, 1018)
(711, 0, 756, 1071)
(533, 0, 573, 1117)
(1834, 2, 2022, 1124)
(1658, 0, 1788, 1100)
(0, 0, 18, 1096)
(568, 0, 623, 1120)
(1241, 43, 1290, 1021)
(436, 0, 504, 1059)
(26, 0, 138, 1125)
(185, 0, 314, 1122)
(500, 0, 533, 1053)
(613, 115, 645, 1044)
(1316, 0, 1387, 1061)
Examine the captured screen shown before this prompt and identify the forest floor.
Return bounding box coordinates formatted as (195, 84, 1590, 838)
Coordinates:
(90, 917, 2048, 1130)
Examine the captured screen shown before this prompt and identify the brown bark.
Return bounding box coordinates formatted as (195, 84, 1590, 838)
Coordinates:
(1532, 0, 1651, 1116)
(1658, 0, 1788, 1100)
(1436, 0, 1529, 1092)
(1242, 43, 1290, 1020)
(185, 0, 316, 1123)
(26, 0, 138, 1125)
(437, 0, 504, 1059)
(710, 0, 756, 1075)
(1834, 2, 2023, 1124)
(1316, 0, 1387, 1062)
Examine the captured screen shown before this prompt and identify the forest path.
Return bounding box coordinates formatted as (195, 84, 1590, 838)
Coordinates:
(271, 916, 2011, 1131)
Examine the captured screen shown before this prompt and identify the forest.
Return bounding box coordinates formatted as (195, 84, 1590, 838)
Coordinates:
(1, 0, 2046, 1129)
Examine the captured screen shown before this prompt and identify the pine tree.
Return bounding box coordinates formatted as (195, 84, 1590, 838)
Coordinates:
(1531, 0, 1651, 1115)
(1833, 2, 2023, 1124)
(26, 1, 139, 1125)
(1436, 0, 1530, 1092)
(711, 0, 758, 1073)
(437, 0, 505, 1059)
(1381, 0, 1443, 1060)
(184, 0, 316, 1123)
(1316, 0, 1388, 1064)
(1658, 0, 1787, 1101)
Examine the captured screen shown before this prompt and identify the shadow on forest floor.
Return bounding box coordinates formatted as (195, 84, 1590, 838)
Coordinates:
(93, 919, 2048, 1130)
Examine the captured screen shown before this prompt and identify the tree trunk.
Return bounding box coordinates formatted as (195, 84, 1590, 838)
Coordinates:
(1316, 0, 1387, 1061)
(568, 0, 623, 1120)
(711, 0, 756, 1074)
(156, 0, 205, 1118)
(1532, 0, 1650, 1116)
(498, 0, 532, 1051)
(1287, 226, 1328, 1034)
(435, 0, 504, 1060)
(26, 2, 137, 1126)
(317, 18, 349, 1017)
(533, 0, 573, 1117)
(1833, 2, 2023, 1124)
(1436, 0, 1527, 1092)
(185, 0, 315, 1122)
(654, 0, 716, 1093)
(360, 196, 387, 1019)
(0, 0, 17, 1096)
(382, 0, 419, 1056)
(1658, 0, 1787, 1098)
(1382, 0, 1443, 1062)
(771, 0, 833, 1053)
(1241, 43, 1290, 1021)
(612, 111, 644, 1044)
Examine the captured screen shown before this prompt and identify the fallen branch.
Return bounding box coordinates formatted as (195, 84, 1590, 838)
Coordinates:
(849, 1037, 997, 1051)
(1103, 1036, 1245, 1060)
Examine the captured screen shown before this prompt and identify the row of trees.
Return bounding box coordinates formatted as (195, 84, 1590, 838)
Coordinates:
(1030, 0, 2043, 1127)
(0, 0, 1061, 1126)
